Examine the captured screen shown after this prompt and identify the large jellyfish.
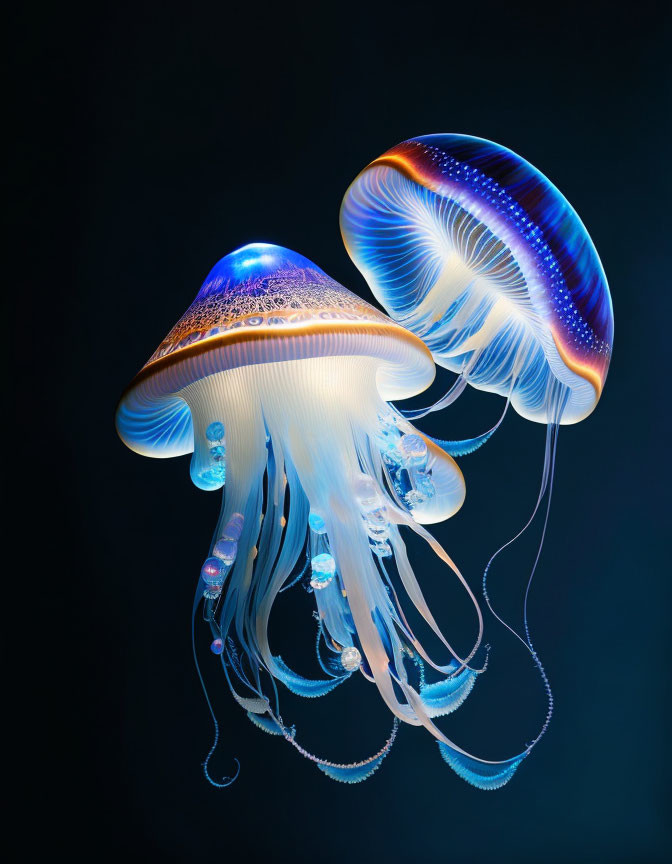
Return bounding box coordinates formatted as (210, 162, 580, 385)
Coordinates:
(340, 133, 614, 754)
(116, 243, 520, 788)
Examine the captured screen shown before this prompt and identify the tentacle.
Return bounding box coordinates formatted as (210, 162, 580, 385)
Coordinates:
(191, 587, 240, 788)
(315, 617, 350, 678)
(472, 378, 568, 769)
(188, 358, 535, 789)
(272, 655, 351, 697)
(398, 372, 468, 419)
(438, 743, 522, 790)
(419, 665, 479, 718)
(245, 711, 286, 736)
(482, 393, 564, 649)
(282, 715, 399, 784)
(428, 396, 510, 457)
(278, 544, 310, 593)
(389, 509, 485, 676)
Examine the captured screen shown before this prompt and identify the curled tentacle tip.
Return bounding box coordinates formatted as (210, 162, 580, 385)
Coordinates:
(203, 756, 241, 789)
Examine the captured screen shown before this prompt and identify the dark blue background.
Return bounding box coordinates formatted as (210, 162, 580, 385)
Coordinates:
(12, 2, 669, 861)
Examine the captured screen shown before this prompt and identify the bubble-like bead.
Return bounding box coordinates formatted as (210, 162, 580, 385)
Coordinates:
(354, 473, 380, 512)
(366, 521, 390, 541)
(223, 512, 244, 541)
(206, 422, 225, 442)
(209, 445, 226, 462)
(210, 638, 224, 655)
(308, 512, 327, 534)
(310, 552, 336, 590)
(399, 434, 428, 467)
(364, 504, 390, 541)
(414, 471, 435, 500)
(366, 505, 388, 523)
(213, 538, 237, 564)
(201, 556, 224, 585)
(311, 553, 336, 576)
(190, 460, 226, 491)
(373, 540, 392, 558)
(341, 646, 362, 671)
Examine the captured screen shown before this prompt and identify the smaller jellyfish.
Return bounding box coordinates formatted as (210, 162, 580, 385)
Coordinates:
(341, 134, 614, 764)
(116, 242, 521, 788)
(340, 134, 613, 424)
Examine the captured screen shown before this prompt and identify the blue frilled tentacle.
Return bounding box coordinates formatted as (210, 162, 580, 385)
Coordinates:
(419, 665, 478, 717)
(245, 711, 286, 736)
(290, 717, 399, 784)
(428, 427, 498, 457)
(438, 742, 525, 790)
(317, 752, 391, 784)
(272, 655, 351, 697)
(315, 617, 349, 678)
(426, 396, 510, 458)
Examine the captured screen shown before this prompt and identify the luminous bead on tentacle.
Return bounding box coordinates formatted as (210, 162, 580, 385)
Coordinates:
(399, 433, 428, 467)
(222, 512, 244, 541)
(308, 511, 327, 534)
(310, 553, 336, 590)
(213, 538, 237, 565)
(340, 646, 362, 672)
(206, 421, 225, 442)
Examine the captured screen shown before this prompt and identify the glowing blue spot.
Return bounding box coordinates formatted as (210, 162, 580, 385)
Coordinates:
(308, 512, 327, 534)
(201, 557, 224, 586)
(206, 422, 225, 442)
(210, 638, 224, 655)
(213, 538, 237, 564)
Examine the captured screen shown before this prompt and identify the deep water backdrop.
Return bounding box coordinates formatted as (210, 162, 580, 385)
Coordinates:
(9, 2, 670, 862)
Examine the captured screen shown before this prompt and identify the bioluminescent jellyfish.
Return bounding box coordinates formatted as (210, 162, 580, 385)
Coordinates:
(116, 242, 519, 788)
(341, 134, 614, 765)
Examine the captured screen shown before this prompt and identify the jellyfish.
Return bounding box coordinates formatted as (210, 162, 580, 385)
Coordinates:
(116, 242, 520, 788)
(341, 134, 614, 759)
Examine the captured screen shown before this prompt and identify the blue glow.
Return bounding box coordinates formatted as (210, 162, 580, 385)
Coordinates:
(201, 557, 224, 586)
(341, 133, 614, 425)
(198, 243, 331, 296)
(308, 511, 327, 534)
(210, 638, 224, 655)
(213, 538, 237, 564)
(206, 422, 225, 442)
(116, 230, 590, 791)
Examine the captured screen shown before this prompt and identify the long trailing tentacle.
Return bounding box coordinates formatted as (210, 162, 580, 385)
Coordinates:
(480, 379, 568, 755)
(278, 714, 400, 784)
(191, 587, 240, 788)
(243, 700, 399, 784)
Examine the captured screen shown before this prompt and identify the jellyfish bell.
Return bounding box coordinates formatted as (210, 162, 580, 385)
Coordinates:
(116, 242, 464, 521)
(340, 134, 613, 426)
(117, 242, 508, 786)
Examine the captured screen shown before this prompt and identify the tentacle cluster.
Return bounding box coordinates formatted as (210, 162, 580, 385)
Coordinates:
(184, 358, 523, 788)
